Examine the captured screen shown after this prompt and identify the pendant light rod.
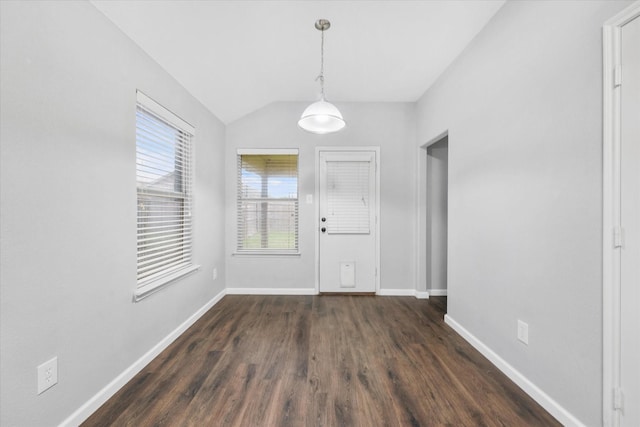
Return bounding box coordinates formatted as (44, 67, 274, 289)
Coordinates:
(315, 19, 330, 99)
(318, 23, 325, 98)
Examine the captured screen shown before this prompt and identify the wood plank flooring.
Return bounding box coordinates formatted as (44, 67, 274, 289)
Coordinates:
(82, 296, 560, 426)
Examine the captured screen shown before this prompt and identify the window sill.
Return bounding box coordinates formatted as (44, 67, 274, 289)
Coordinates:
(232, 252, 300, 257)
(134, 264, 200, 302)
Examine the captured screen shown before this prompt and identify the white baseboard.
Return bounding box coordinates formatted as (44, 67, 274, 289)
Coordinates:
(377, 288, 416, 296)
(378, 289, 429, 299)
(226, 288, 431, 298)
(427, 289, 447, 296)
(60, 289, 227, 427)
(226, 287, 317, 295)
(444, 315, 585, 427)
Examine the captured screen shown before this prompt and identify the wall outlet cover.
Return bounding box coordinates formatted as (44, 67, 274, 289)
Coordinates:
(517, 320, 529, 345)
(37, 357, 58, 394)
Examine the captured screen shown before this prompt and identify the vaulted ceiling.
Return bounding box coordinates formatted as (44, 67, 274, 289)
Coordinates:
(91, 1, 505, 124)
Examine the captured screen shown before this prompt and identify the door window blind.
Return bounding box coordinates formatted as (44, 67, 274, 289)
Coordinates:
(237, 151, 298, 253)
(326, 160, 371, 234)
(136, 92, 195, 290)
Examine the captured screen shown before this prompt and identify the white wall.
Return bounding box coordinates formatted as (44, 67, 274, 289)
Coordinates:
(426, 137, 448, 293)
(416, 1, 632, 425)
(225, 102, 416, 293)
(0, 2, 226, 425)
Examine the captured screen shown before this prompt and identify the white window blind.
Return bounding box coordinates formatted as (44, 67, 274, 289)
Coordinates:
(136, 91, 196, 298)
(237, 150, 298, 253)
(326, 160, 371, 234)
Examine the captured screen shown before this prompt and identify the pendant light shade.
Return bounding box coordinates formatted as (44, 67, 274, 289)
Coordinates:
(299, 19, 345, 134)
(298, 99, 345, 134)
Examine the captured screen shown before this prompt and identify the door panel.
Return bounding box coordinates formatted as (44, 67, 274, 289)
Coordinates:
(319, 150, 377, 293)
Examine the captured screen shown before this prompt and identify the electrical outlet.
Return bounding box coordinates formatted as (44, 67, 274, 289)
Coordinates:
(37, 357, 58, 394)
(213, 267, 218, 280)
(517, 320, 529, 345)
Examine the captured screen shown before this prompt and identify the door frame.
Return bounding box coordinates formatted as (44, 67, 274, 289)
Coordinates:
(314, 146, 380, 294)
(603, 3, 640, 426)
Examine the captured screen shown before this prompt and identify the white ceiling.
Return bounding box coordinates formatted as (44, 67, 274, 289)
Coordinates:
(91, 1, 505, 124)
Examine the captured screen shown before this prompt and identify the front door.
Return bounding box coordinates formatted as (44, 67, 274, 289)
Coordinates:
(318, 150, 378, 293)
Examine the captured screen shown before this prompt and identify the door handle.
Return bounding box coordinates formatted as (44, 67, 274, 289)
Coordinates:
(321, 217, 326, 222)
(321, 227, 327, 233)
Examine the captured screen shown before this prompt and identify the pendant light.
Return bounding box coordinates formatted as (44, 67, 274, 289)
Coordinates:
(298, 19, 346, 134)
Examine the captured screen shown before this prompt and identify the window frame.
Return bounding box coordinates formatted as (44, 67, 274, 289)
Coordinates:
(235, 148, 300, 255)
(134, 91, 199, 301)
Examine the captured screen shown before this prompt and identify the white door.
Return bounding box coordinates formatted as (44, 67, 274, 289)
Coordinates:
(620, 14, 640, 427)
(318, 150, 377, 293)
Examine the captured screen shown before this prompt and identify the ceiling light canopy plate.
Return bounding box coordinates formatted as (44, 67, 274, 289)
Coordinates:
(315, 19, 331, 31)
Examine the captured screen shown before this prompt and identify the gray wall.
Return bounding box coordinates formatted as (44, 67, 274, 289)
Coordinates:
(2, 1, 632, 425)
(0, 2, 226, 425)
(426, 137, 448, 293)
(225, 102, 416, 292)
(416, 1, 632, 424)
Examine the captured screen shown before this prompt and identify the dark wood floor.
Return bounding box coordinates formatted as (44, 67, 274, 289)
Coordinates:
(83, 296, 560, 426)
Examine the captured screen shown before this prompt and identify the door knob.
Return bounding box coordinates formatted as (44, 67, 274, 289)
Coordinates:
(321, 217, 326, 222)
(321, 227, 327, 233)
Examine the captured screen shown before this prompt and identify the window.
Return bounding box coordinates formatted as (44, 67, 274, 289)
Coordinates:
(237, 149, 299, 253)
(135, 91, 197, 300)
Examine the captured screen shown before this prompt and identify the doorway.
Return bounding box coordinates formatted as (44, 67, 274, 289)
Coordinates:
(417, 132, 449, 302)
(603, 4, 640, 426)
(316, 148, 380, 293)
(426, 137, 449, 296)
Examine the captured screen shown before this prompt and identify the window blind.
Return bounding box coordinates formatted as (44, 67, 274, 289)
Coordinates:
(237, 151, 298, 253)
(326, 160, 371, 234)
(136, 92, 195, 290)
